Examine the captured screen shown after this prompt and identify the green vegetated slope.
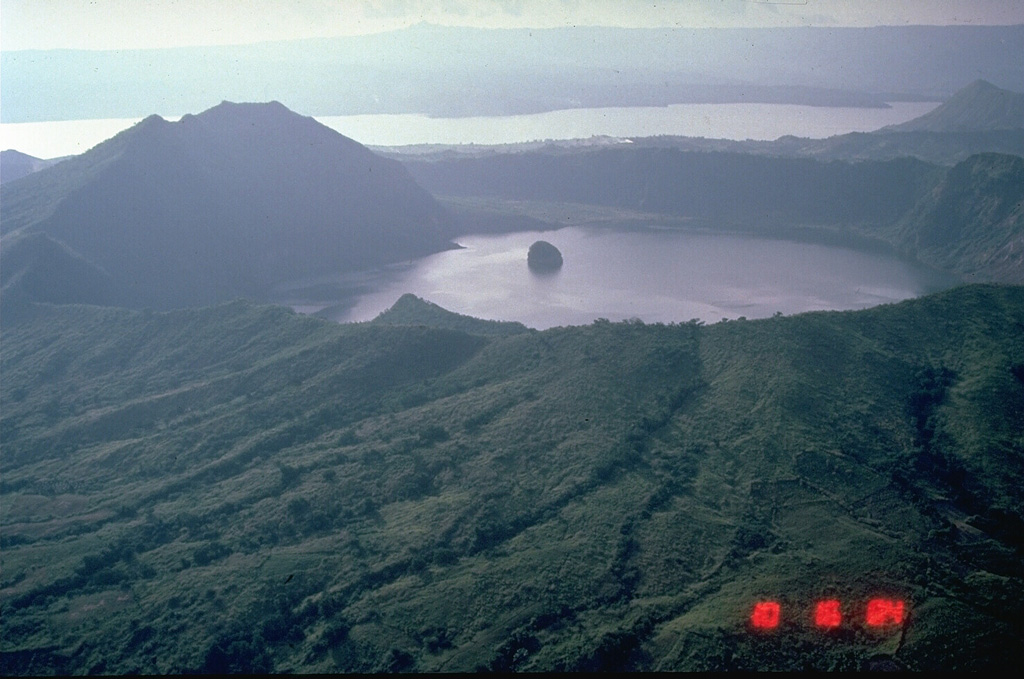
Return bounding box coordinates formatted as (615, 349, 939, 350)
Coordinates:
(373, 293, 531, 337)
(893, 153, 1024, 284)
(2, 287, 1023, 673)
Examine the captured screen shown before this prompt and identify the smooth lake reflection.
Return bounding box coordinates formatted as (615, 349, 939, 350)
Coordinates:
(323, 228, 956, 329)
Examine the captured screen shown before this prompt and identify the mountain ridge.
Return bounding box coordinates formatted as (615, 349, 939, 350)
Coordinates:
(0, 150, 66, 185)
(887, 80, 1024, 133)
(5, 25, 1023, 122)
(0, 101, 454, 310)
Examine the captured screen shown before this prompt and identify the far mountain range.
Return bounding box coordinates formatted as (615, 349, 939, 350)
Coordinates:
(3, 24, 1023, 122)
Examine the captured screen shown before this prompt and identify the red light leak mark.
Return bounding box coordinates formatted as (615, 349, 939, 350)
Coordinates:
(866, 598, 905, 626)
(814, 599, 842, 629)
(751, 601, 781, 629)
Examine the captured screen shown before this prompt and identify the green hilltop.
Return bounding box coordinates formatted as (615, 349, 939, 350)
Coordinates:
(2, 285, 1022, 672)
(371, 293, 531, 337)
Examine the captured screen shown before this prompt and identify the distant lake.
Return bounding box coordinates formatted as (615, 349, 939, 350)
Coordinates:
(286, 227, 956, 329)
(319, 101, 939, 147)
(1, 102, 938, 159)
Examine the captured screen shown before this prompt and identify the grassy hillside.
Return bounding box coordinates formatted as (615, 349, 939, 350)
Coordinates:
(1, 286, 1023, 672)
(373, 293, 531, 337)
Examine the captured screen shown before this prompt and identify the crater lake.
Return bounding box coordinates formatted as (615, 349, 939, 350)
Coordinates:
(274, 226, 957, 329)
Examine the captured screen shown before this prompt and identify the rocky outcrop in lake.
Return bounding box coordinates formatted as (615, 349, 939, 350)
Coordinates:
(527, 240, 563, 272)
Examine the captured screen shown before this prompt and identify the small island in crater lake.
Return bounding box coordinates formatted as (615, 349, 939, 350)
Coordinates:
(527, 240, 563, 272)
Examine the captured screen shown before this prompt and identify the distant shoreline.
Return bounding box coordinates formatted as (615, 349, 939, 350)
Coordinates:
(1, 102, 939, 160)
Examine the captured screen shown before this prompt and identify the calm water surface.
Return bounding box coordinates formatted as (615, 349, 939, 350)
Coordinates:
(1, 102, 937, 159)
(2, 103, 953, 327)
(311, 227, 955, 329)
(319, 101, 938, 147)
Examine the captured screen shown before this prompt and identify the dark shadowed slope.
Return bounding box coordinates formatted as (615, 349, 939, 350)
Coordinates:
(0, 101, 453, 310)
(895, 153, 1024, 283)
(1, 285, 1022, 672)
(404, 149, 940, 228)
(0, 232, 113, 321)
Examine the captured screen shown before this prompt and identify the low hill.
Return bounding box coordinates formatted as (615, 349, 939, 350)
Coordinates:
(0, 232, 113, 320)
(2, 285, 1022, 672)
(629, 129, 1024, 166)
(0, 150, 65, 185)
(372, 293, 531, 336)
(0, 101, 453, 310)
(761, 129, 1024, 165)
(386, 126, 1024, 167)
(887, 80, 1024, 133)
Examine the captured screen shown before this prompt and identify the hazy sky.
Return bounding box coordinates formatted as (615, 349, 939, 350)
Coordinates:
(3, 0, 1023, 51)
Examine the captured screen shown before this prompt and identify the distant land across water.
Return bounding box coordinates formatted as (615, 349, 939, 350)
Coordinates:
(0, 101, 939, 160)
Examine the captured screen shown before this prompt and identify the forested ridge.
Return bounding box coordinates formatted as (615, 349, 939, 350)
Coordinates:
(3, 23, 1024, 677)
(2, 286, 1022, 672)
